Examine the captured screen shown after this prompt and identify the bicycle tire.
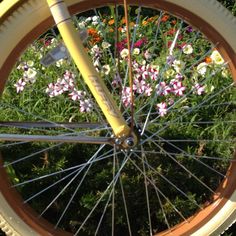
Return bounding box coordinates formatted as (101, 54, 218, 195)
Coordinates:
(0, 0, 236, 235)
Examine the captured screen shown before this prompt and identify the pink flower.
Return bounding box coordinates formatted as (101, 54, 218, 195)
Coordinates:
(139, 65, 149, 80)
(193, 83, 205, 95)
(156, 102, 168, 117)
(144, 84, 153, 96)
(147, 67, 159, 81)
(133, 79, 146, 94)
(63, 70, 75, 80)
(45, 83, 55, 97)
(69, 89, 85, 101)
(122, 87, 132, 107)
(53, 83, 64, 96)
(156, 82, 171, 96)
(112, 74, 122, 88)
(14, 79, 26, 93)
(172, 81, 186, 96)
(80, 99, 93, 112)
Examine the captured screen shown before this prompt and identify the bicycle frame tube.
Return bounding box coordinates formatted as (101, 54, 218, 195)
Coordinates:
(46, 0, 130, 137)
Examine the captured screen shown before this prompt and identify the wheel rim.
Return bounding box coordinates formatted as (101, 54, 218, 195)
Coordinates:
(0, 1, 235, 235)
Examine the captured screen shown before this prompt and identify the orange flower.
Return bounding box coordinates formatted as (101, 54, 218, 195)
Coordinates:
(109, 28, 114, 33)
(121, 17, 126, 24)
(87, 28, 97, 36)
(108, 19, 115, 25)
(118, 27, 123, 32)
(165, 28, 176, 36)
(147, 17, 155, 22)
(87, 28, 102, 45)
(171, 20, 177, 25)
(161, 15, 170, 22)
(142, 20, 148, 26)
(205, 56, 212, 64)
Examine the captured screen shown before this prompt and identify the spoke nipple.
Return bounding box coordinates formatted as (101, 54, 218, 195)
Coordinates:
(125, 137, 135, 147)
(115, 138, 122, 145)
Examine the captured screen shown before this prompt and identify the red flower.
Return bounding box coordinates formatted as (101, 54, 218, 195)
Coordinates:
(134, 38, 147, 48)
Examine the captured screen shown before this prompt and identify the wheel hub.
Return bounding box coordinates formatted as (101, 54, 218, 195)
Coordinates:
(114, 125, 141, 150)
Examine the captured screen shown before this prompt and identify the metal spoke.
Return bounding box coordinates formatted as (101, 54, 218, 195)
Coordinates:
(118, 157, 132, 236)
(152, 133, 226, 177)
(132, 152, 203, 210)
(74, 153, 131, 235)
(39, 167, 83, 217)
(129, 157, 187, 222)
(144, 135, 215, 194)
(3, 143, 62, 167)
(141, 82, 234, 145)
(55, 162, 92, 228)
(13, 148, 116, 187)
(141, 146, 153, 236)
(133, 149, 235, 162)
(152, 139, 235, 143)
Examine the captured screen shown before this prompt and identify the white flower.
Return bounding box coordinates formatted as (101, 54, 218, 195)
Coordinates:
(210, 50, 224, 65)
(92, 21, 99, 26)
(142, 60, 147, 65)
(120, 48, 129, 59)
(17, 62, 25, 70)
(91, 44, 102, 57)
(133, 48, 140, 55)
(197, 62, 208, 75)
(78, 21, 86, 28)
(92, 16, 99, 22)
(93, 58, 101, 67)
(182, 44, 193, 55)
(222, 68, 229, 78)
(102, 41, 111, 49)
(85, 17, 92, 22)
(121, 26, 127, 33)
(144, 50, 152, 60)
(102, 65, 111, 75)
(23, 68, 37, 83)
(172, 60, 185, 73)
(56, 59, 66, 67)
(27, 60, 34, 67)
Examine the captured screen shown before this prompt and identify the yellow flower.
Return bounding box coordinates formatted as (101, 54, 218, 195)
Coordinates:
(210, 50, 224, 65)
(129, 22, 135, 27)
(133, 48, 140, 55)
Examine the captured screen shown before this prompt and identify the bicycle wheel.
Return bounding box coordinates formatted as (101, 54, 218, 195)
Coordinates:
(0, 0, 236, 235)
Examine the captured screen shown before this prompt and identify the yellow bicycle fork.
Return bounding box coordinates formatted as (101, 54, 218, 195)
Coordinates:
(46, 0, 136, 142)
